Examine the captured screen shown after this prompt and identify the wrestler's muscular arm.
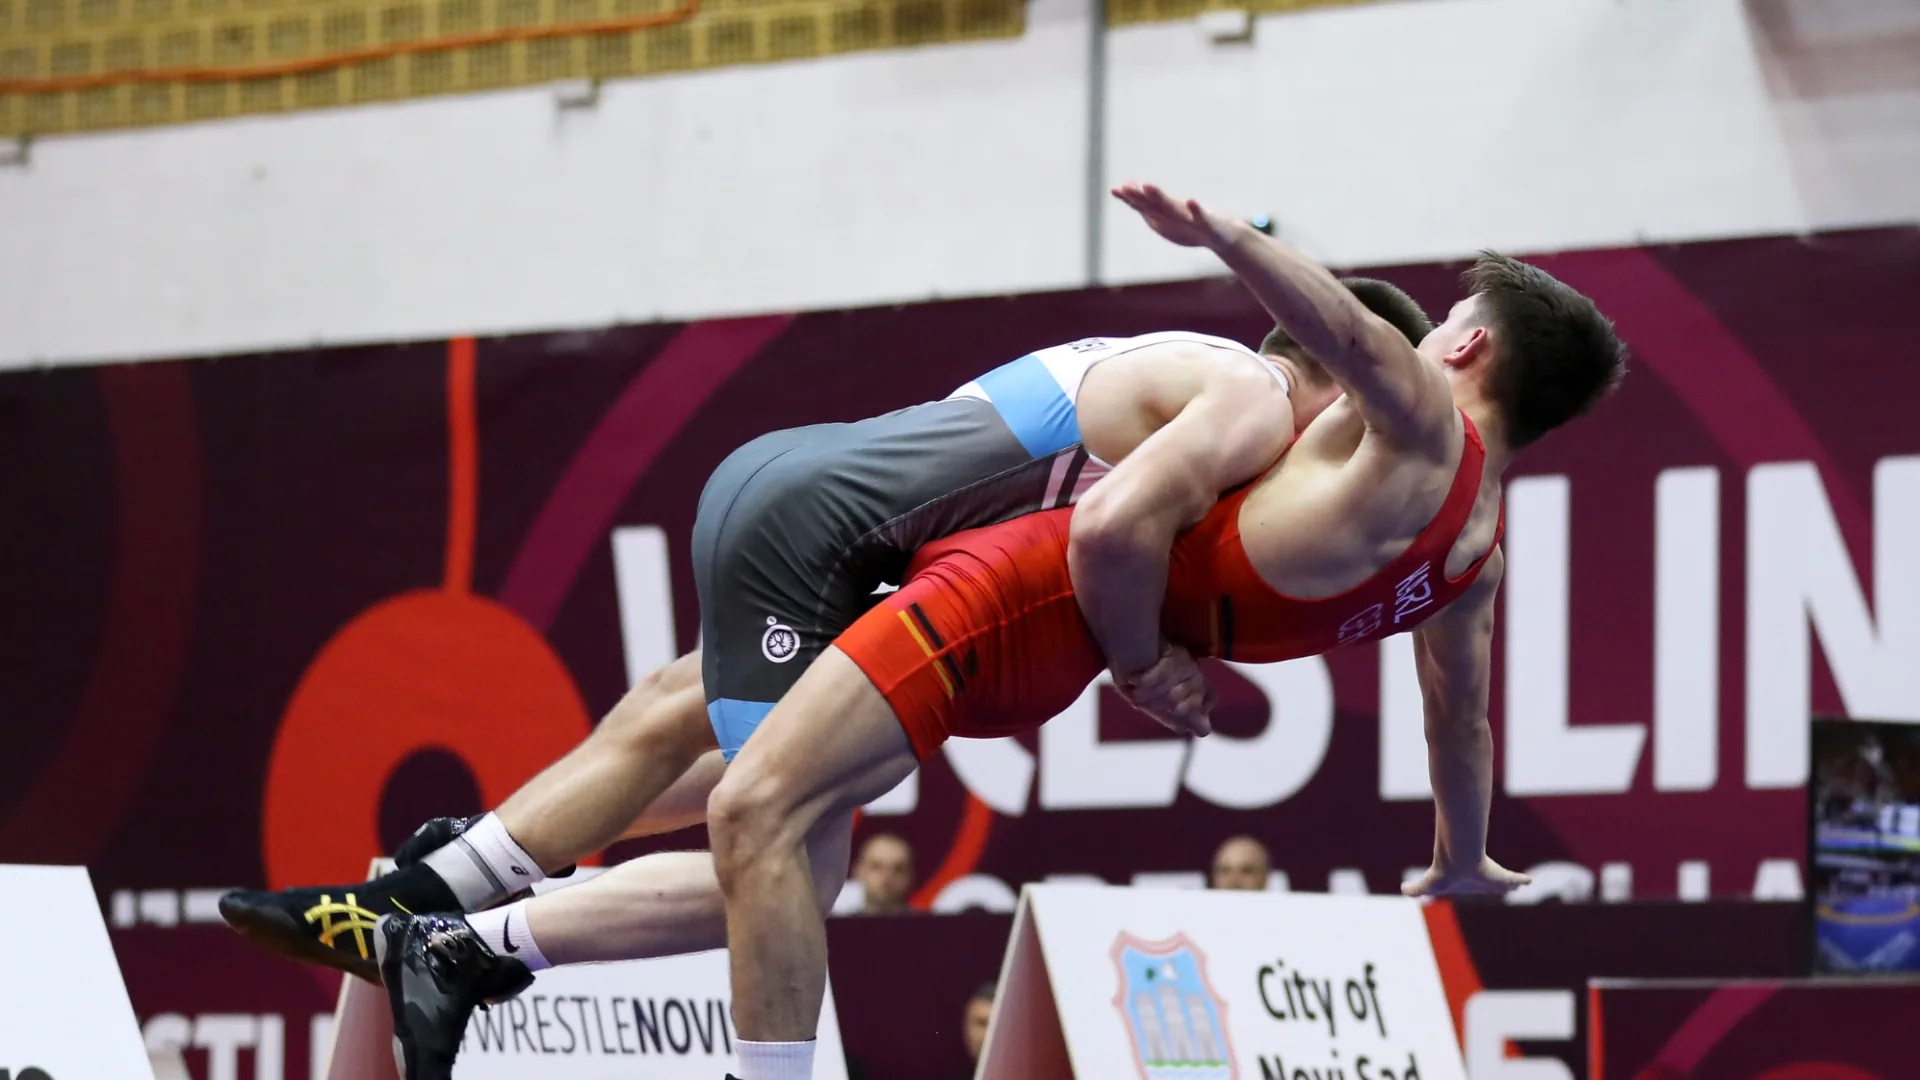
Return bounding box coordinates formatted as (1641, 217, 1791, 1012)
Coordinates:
(1111, 182, 1454, 453)
(1399, 548, 1531, 898)
(1069, 353, 1295, 735)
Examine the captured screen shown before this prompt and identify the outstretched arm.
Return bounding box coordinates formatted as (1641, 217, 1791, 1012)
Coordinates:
(1068, 360, 1293, 734)
(1113, 183, 1453, 452)
(1400, 548, 1531, 898)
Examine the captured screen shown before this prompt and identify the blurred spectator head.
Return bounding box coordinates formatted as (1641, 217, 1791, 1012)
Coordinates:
(855, 832, 915, 914)
(1209, 835, 1272, 891)
(964, 982, 996, 1063)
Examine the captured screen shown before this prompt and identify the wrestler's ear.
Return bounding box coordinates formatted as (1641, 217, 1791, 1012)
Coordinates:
(1442, 326, 1489, 370)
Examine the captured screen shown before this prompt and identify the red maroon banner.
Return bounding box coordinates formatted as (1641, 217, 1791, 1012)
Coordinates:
(4, 227, 1919, 1075)
(1589, 977, 1918, 1079)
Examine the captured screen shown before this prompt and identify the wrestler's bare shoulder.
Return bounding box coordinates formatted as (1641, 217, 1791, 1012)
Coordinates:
(1079, 336, 1273, 413)
(1236, 399, 1498, 597)
(1077, 337, 1287, 463)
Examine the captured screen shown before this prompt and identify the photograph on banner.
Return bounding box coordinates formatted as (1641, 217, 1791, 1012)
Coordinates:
(1809, 717, 1920, 975)
(1020, 885, 1462, 1080)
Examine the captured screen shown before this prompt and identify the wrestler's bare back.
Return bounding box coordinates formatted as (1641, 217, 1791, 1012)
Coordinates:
(1075, 338, 1297, 462)
(1072, 333, 1504, 601)
(1239, 392, 1506, 599)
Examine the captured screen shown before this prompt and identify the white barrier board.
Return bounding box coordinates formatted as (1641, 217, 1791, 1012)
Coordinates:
(979, 884, 1464, 1080)
(325, 865, 848, 1080)
(0, 865, 156, 1080)
(450, 945, 848, 1079)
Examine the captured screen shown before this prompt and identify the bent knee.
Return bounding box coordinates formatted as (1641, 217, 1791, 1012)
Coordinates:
(596, 665, 711, 758)
(655, 650, 704, 695)
(707, 766, 799, 847)
(631, 650, 703, 701)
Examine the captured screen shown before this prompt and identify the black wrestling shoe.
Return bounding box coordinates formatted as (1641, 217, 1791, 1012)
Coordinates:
(220, 884, 392, 984)
(378, 913, 534, 1080)
(222, 815, 577, 984)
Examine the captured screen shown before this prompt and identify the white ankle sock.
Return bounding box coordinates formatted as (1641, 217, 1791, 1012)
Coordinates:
(466, 901, 551, 972)
(736, 1039, 815, 1080)
(421, 813, 544, 910)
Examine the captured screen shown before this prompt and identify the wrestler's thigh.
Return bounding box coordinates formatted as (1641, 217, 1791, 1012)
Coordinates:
(717, 647, 918, 834)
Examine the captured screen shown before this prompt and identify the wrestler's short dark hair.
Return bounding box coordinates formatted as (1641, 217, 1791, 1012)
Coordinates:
(1465, 252, 1626, 447)
(970, 982, 997, 1004)
(1258, 278, 1434, 385)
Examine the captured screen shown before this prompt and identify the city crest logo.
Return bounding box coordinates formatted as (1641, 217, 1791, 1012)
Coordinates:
(1110, 931, 1239, 1080)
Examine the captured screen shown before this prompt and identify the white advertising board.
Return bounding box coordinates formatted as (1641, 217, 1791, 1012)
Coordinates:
(448, 945, 847, 1080)
(0, 865, 156, 1080)
(325, 865, 847, 1080)
(979, 884, 1465, 1080)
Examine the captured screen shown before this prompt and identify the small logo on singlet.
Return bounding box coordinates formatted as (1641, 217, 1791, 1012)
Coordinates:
(1337, 603, 1384, 644)
(1393, 562, 1435, 625)
(1066, 338, 1109, 354)
(761, 617, 800, 663)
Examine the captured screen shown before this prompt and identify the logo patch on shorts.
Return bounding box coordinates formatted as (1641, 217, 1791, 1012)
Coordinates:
(761, 617, 800, 663)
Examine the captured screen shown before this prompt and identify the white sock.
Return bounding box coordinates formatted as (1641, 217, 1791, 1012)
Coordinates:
(421, 813, 544, 910)
(466, 901, 551, 972)
(736, 1039, 815, 1080)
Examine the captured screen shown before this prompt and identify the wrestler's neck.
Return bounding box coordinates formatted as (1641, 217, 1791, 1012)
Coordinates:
(1445, 377, 1515, 476)
(1260, 353, 1326, 438)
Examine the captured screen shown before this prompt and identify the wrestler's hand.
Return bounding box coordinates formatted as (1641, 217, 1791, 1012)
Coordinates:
(1113, 644, 1215, 737)
(1111, 182, 1240, 250)
(1401, 855, 1532, 899)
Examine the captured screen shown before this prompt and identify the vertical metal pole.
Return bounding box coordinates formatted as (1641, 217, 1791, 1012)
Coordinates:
(1084, 0, 1107, 286)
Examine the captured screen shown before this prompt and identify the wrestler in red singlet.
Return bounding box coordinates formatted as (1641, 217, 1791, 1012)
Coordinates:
(839, 413, 1501, 759)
